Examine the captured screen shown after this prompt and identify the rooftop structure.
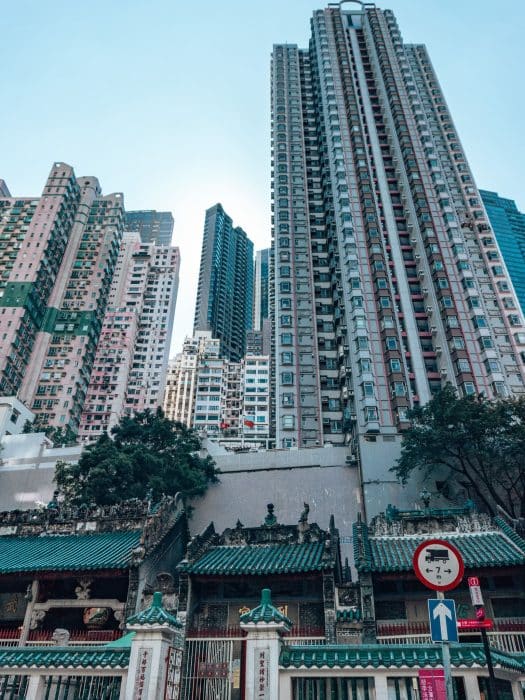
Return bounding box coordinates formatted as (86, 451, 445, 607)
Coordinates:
(124, 209, 174, 246)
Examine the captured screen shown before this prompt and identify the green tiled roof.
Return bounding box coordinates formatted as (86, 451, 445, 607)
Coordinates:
(0, 530, 142, 574)
(354, 524, 525, 573)
(127, 592, 181, 627)
(240, 588, 293, 627)
(186, 542, 332, 576)
(0, 646, 129, 669)
(280, 644, 525, 672)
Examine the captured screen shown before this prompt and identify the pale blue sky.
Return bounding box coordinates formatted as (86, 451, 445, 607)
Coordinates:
(2, 0, 524, 354)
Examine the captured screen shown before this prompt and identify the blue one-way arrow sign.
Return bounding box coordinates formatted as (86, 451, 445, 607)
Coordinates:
(428, 599, 458, 643)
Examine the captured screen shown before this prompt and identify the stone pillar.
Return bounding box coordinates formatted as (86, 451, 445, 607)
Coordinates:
(511, 679, 525, 700)
(373, 674, 388, 698)
(25, 675, 45, 700)
(19, 579, 39, 646)
(240, 589, 292, 700)
(463, 673, 482, 700)
(125, 592, 184, 700)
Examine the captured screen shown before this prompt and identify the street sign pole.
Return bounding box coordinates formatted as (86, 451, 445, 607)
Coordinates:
(468, 577, 497, 700)
(480, 627, 497, 700)
(437, 590, 454, 700)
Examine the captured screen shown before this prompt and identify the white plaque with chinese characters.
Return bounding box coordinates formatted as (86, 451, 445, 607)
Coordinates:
(255, 647, 270, 700)
(133, 646, 152, 699)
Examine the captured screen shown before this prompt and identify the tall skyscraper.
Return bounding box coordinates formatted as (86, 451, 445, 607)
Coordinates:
(125, 210, 174, 245)
(271, 6, 525, 509)
(0, 163, 124, 433)
(79, 233, 180, 441)
(194, 203, 254, 361)
(480, 190, 525, 316)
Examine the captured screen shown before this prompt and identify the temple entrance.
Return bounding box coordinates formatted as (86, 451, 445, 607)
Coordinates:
(181, 637, 243, 700)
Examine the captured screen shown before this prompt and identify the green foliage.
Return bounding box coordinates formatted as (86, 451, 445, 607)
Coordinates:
(55, 408, 218, 506)
(392, 384, 525, 518)
(26, 418, 78, 447)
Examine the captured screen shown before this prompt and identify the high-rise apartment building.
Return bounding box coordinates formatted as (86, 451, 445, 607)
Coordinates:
(79, 232, 180, 441)
(271, 7, 525, 509)
(0, 163, 124, 432)
(124, 244, 179, 413)
(480, 190, 525, 316)
(163, 332, 270, 447)
(194, 204, 254, 361)
(163, 332, 211, 427)
(125, 210, 174, 246)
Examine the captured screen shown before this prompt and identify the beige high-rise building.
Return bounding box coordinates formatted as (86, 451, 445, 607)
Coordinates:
(0, 163, 124, 433)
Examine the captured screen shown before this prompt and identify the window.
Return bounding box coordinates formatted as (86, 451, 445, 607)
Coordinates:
(473, 315, 487, 329)
(485, 359, 500, 373)
(462, 382, 476, 396)
(356, 336, 369, 350)
(390, 359, 401, 372)
(392, 382, 406, 397)
(281, 333, 293, 344)
(492, 382, 508, 397)
(386, 337, 398, 351)
(358, 358, 372, 373)
(282, 393, 294, 407)
(280, 298, 292, 309)
(280, 281, 291, 293)
(282, 415, 295, 429)
(479, 336, 493, 349)
(452, 336, 465, 349)
(281, 372, 294, 385)
(280, 315, 292, 327)
(364, 406, 378, 422)
(456, 358, 470, 373)
(281, 351, 293, 364)
(362, 382, 375, 397)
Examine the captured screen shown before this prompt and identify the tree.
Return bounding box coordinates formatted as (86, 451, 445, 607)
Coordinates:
(55, 408, 218, 505)
(24, 418, 78, 447)
(392, 385, 525, 519)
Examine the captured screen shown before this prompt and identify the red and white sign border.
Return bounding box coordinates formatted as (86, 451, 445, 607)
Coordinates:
(412, 538, 464, 592)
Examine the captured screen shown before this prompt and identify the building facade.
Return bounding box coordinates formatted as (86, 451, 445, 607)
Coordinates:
(124, 209, 174, 245)
(0, 163, 124, 433)
(80, 234, 179, 441)
(163, 341, 201, 427)
(271, 6, 525, 512)
(194, 203, 254, 361)
(480, 190, 525, 317)
(254, 248, 270, 331)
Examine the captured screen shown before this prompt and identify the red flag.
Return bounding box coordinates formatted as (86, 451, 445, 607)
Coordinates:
(244, 419, 255, 428)
(220, 422, 229, 429)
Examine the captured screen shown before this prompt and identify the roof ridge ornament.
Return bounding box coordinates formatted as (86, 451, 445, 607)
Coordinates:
(239, 588, 293, 628)
(264, 503, 277, 527)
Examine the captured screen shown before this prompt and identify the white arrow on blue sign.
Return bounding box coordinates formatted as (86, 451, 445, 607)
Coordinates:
(428, 599, 458, 643)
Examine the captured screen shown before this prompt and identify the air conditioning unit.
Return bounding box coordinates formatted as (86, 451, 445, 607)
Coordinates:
(431, 326, 438, 334)
(415, 254, 421, 260)
(435, 346, 442, 354)
(426, 306, 433, 313)
(440, 368, 447, 375)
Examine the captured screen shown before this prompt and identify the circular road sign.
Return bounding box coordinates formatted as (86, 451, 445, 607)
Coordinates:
(412, 539, 464, 592)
